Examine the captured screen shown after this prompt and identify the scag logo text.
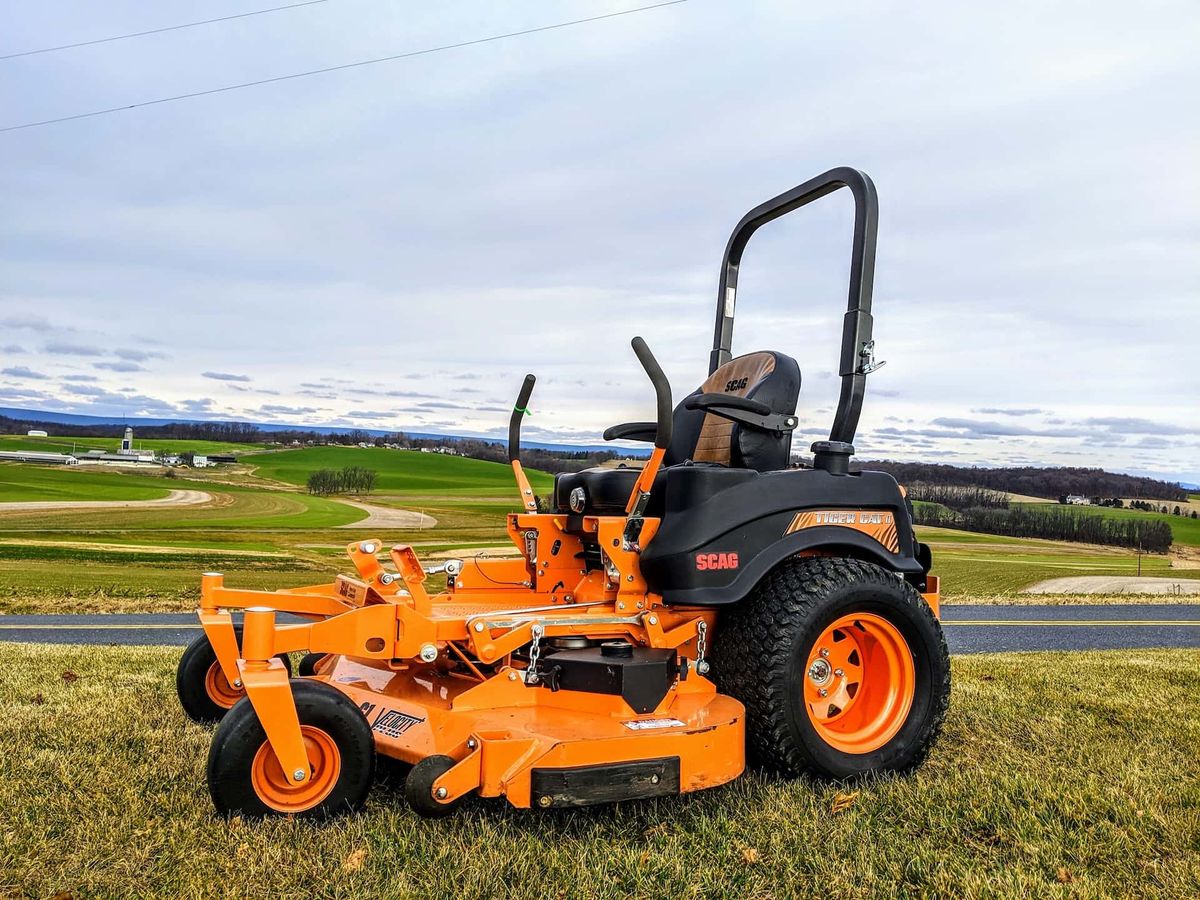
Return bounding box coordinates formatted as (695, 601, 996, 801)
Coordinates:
(695, 552, 739, 571)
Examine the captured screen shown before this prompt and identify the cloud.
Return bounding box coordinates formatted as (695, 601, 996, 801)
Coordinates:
(1, 316, 54, 332)
(179, 398, 215, 412)
(931, 417, 1082, 438)
(113, 348, 167, 362)
(1, 366, 48, 379)
(971, 407, 1045, 416)
(93, 361, 146, 372)
(43, 342, 104, 356)
(344, 410, 395, 419)
(1082, 416, 1197, 436)
(0, 385, 57, 404)
(258, 404, 320, 415)
(202, 371, 252, 382)
(2, 344, 25, 353)
(60, 374, 99, 382)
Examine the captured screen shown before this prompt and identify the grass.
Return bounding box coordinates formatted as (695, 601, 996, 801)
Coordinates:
(3, 455, 1198, 613)
(248, 446, 555, 496)
(918, 525, 1200, 599)
(0, 643, 1196, 897)
(0, 462, 172, 502)
(0, 466, 366, 532)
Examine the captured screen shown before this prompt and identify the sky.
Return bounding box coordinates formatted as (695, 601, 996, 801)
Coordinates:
(2, 0, 1198, 483)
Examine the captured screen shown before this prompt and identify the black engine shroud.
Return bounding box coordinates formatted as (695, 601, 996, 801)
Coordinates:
(634, 464, 924, 606)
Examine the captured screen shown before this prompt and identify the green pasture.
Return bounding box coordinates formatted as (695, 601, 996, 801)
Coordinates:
(916, 524, 1199, 597)
(2, 453, 1198, 612)
(247, 446, 555, 496)
(0, 462, 172, 502)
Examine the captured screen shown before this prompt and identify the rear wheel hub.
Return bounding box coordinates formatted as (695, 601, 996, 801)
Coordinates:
(803, 613, 915, 754)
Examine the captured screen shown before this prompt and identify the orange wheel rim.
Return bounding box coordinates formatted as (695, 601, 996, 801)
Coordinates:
(250, 726, 341, 813)
(204, 661, 243, 709)
(803, 613, 915, 754)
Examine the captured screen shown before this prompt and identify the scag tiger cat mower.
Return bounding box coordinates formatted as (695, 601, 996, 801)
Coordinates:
(180, 167, 950, 819)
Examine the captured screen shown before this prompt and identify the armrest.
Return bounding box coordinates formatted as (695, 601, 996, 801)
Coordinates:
(683, 393, 797, 434)
(684, 393, 772, 415)
(603, 421, 659, 442)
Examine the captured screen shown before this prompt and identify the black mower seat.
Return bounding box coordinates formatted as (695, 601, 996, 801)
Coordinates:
(552, 350, 800, 516)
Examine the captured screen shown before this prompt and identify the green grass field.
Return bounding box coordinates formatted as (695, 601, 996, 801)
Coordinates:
(916, 525, 1200, 598)
(0, 462, 172, 502)
(1, 643, 1195, 897)
(248, 446, 555, 495)
(3, 453, 1198, 613)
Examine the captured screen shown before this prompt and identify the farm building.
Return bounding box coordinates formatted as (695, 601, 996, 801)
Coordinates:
(26, 429, 48, 437)
(0, 450, 78, 465)
(79, 449, 156, 464)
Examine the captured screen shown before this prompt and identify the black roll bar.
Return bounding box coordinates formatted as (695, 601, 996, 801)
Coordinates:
(710, 167, 879, 445)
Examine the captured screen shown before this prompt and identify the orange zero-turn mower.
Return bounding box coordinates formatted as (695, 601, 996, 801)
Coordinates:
(180, 167, 950, 819)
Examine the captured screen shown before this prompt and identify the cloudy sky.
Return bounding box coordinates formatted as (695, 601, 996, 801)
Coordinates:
(2, 1, 1198, 482)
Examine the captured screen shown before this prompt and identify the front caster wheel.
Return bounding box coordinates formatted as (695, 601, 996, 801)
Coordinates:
(405, 755, 463, 818)
(207, 680, 376, 819)
(176, 625, 293, 724)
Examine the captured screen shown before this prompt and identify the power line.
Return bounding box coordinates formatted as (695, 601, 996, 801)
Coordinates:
(2, 1, 687, 134)
(1, 1, 330, 61)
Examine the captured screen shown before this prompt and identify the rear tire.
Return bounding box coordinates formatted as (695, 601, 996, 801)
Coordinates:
(713, 556, 949, 779)
(176, 626, 292, 724)
(207, 680, 376, 819)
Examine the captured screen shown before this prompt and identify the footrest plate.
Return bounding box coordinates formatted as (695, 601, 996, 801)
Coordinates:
(530, 756, 680, 808)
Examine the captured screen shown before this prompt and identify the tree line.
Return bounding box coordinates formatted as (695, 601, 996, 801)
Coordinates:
(914, 503, 1173, 553)
(850, 460, 1186, 502)
(306, 466, 377, 496)
(906, 483, 1009, 510)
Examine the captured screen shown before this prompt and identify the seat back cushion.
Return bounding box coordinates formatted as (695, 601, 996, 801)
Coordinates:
(665, 351, 800, 472)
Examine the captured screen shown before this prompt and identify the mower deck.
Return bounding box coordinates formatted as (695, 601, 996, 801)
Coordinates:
(317, 654, 744, 808)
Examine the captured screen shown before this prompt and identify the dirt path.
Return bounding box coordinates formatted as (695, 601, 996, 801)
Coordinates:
(1025, 575, 1200, 595)
(335, 500, 437, 530)
(0, 489, 213, 512)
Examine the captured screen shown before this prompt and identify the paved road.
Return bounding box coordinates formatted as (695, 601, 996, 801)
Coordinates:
(0, 605, 1197, 654)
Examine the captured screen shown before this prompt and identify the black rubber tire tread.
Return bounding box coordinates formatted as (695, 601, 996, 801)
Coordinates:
(297, 652, 328, 677)
(404, 755, 463, 819)
(207, 679, 376, 819)
(176, 626, 292, 724)
(712, 556, 950, 779)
